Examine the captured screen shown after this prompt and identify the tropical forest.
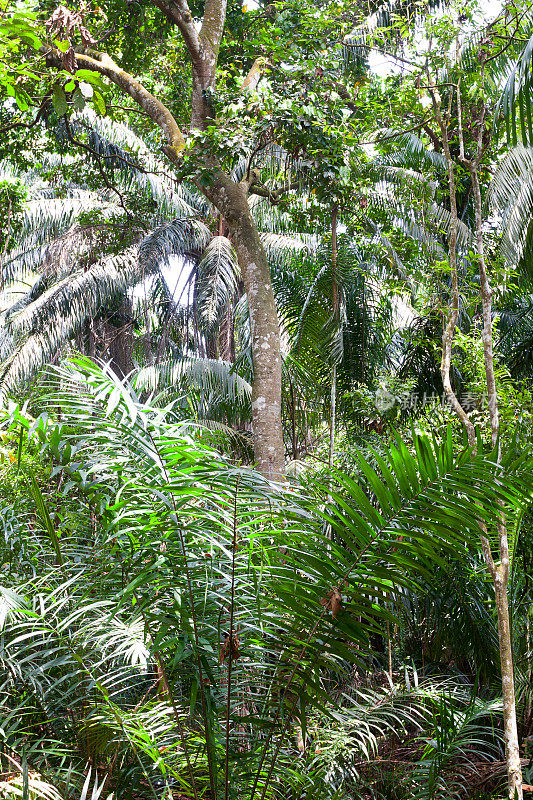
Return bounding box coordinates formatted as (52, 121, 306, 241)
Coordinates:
(3, 0, 533, 797)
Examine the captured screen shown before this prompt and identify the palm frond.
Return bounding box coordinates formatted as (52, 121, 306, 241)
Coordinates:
(498, 295, 533, 377)
(195, 236, 239, 327)
(488, 144, 533, 271)
(2, 358, 533, 800)
(373, 132, 446, 173)
(260, 232, 318, 264)
(139, 219, 211, 273)
(495, 25, 533, 147)
(0, 247, 140, 401)
(133, 355, 252, 423)
(75, 112, 209, 217)
(2, 194, 106, 284)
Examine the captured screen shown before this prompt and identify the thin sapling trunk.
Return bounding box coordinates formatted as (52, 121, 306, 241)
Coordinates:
(428, 62, 523, 799)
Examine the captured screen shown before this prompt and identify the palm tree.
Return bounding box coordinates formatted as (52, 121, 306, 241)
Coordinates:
(0, 113, 312, 412)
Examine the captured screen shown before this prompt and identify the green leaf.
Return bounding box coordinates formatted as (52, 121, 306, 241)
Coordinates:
(28, 471, 64, 567)
(93, 90, 106, 116)
(52, 85, 68, 116)
(14, 88, 29, 112)
(74, 69, 106, 91)
(72, 87, 86, 111)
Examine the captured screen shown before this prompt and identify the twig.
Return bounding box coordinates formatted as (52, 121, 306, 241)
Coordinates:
(63, 116, 130, 214)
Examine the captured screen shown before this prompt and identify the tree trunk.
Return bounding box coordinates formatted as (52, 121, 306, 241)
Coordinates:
(496, 572, 524, 799)
(470, 163, 523, 800)
(236, 231, 284, 480)
(100, 298, 134, 379)
(527, 612, 532, 731)
(328, 365, 336, 470)
(103, 319, 134, 379)
(219, 301, 235, 362)
(209, 178, 284, 480)
(59, 26, 286, 480)
(289, 375, 298, 461)
(387, 619, 393, 682)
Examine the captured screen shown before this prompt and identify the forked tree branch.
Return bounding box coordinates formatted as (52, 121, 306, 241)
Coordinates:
(150, 0, 227, 90)
(150, 0, 202, 64)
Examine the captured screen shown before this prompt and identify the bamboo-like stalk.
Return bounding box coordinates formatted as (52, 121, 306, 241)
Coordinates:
(138, 602, 200, 800)
(328, 205, 339, 536)
(329, 364, 337, 472)
(224, 480, 240, 800)
(387, 619, 393, 681)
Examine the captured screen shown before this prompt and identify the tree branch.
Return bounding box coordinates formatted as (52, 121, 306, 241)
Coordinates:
(0, 90, 52, 135)
(242, 57, 268, 92)
(425, 76, 476, 450)
(248, 179, 301, 203)
(150, 0, 202, 64)
(47, 48, 186, 158)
